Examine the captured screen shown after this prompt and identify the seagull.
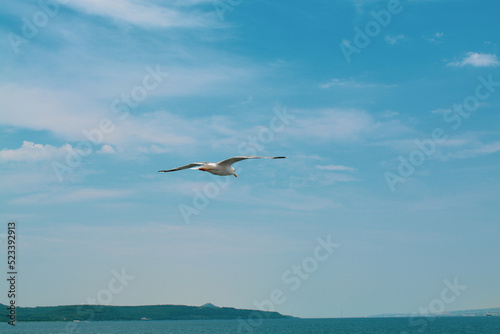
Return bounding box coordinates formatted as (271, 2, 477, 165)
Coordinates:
(158, 156, 286, 177)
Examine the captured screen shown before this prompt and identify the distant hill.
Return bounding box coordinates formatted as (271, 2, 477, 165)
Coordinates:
(200, 303, 219, 309)
(370, 307, 500, 318)
(0, 303, 289, 322)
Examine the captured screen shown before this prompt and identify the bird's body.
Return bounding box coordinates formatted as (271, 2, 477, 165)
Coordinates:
(158, 156, 286, 177)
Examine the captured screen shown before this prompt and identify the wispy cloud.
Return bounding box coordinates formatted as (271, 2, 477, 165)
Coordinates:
(349, 0, 387, 15)
(290, 109, 412, 143)
(439, 141, 500, 161)
(430, 108, 451, 114)
(11, 187, 133, 205)
(66, 0, 217, 29)
(229, 186, 339, 212)
(316, 164, 356, 172)
(378, 132, 500, 163)
(385, 34, 405, 45)
(424, 32, 444, 44)
(292, 109, 374, 141)
(447, 52, 500, 67)
(0, 83, 242, 153)
(0, 84, 102, 139)
(319, 78, 397, 89)
(314, 165, 358, 185)
(323, 173, 358, 184)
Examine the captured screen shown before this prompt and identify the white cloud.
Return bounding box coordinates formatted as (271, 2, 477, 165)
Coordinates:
(313, 165, 357, 185)
(293, 109, 374, 141)
(448, 52, 500, 67)
(66, 0, 217, 29)
(430, 108, 451, 114)
(290, 108, 413, 143)
(231, 186, 339, 212)
(151, 64, 262, 98)
(0, 84, 102, 139)
(316, 165, 356, 172)
(475, 142, 500, 154)
(385, 34, 405, 45)
(379, 132, 500, 162)
(0, 84, 243, 153)
(98, 144, 116, 154)
(380, 110, 400, 119)
(440, 141, 500, 160)
(1, 105, 411, 167)
(424, 32, 444, 44)
(349, 0, 384, 15)
(11, 187, 133, 205)
(477, 142, 500, 154)
(0, 141, 70, 162)
(323, 173, 358, 184)
(320, 78, 397, 89)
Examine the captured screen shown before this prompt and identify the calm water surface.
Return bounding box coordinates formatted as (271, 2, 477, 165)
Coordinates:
(2, 317, 499, 334)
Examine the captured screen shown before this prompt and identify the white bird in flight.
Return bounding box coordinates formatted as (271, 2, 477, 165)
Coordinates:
(158, 156, 286, 177)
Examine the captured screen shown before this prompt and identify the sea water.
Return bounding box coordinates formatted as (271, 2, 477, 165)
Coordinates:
(1, 317, 499, 334)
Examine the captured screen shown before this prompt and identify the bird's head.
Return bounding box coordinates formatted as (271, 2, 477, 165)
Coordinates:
(231, 166, 237, 177)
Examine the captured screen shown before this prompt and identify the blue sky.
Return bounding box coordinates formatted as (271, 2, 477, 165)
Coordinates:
(0, 0, 499, 319)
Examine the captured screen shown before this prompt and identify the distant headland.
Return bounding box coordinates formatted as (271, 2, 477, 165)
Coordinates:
(370, 307, 500, 318)
(0, 303, 291, 322)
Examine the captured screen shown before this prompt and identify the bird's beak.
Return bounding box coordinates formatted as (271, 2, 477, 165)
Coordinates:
(234, 174, 237, 178)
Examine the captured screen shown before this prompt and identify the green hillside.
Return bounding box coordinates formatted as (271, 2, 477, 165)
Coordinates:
(0, 303, 288, 322)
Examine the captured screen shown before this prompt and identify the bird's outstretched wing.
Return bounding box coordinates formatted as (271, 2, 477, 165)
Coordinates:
(158, 162, 207, 173)
(217, 156, 286, 167)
